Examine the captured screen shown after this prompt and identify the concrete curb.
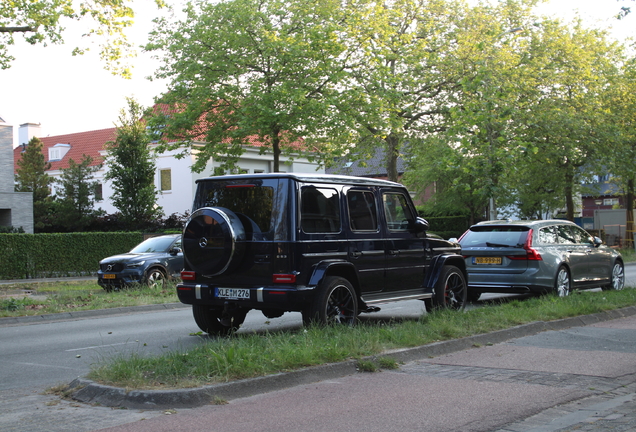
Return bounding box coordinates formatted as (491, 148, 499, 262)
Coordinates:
(67, 305, 636, 411)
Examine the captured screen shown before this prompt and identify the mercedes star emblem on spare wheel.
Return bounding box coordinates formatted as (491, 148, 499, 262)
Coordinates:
(199, 237, 208, 248)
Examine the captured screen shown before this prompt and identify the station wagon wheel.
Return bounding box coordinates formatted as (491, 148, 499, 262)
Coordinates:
(426, 265, 467, 311)
(146, 268, 166, 289)
(303, 276, 358, 326)
(602, 261, 625, 291)
(554, 266, 571, 297)
(192, 305, 248, 336)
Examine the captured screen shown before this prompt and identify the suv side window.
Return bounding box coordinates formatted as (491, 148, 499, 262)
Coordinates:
(382, 192, 414, 232)
(301, 186, 341, 233)
(347, 190, 378, 231)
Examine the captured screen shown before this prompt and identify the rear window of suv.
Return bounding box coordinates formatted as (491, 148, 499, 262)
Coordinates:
(194, 181, 275, 237)
(460, 226, 530, 248)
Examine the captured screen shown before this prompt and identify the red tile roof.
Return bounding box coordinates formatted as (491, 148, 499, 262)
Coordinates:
(13, 128, 117, 173)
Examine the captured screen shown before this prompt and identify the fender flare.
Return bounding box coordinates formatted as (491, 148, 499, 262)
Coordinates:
(307, 260, 360, 290)
(423, 253, 467, 291)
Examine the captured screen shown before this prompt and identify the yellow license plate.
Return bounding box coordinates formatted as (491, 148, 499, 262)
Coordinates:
(103, 274, 116, 279)
(474, 257, 502, 265)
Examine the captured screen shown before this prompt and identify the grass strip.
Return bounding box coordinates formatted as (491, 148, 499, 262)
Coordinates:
(0, 281, 178, 317)
(87, 288, 636, 390)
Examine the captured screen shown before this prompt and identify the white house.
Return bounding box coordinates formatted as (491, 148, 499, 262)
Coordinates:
(13, 123, 324, 217)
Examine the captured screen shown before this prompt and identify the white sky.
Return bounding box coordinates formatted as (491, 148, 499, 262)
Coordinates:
(0, 0, 633, 148)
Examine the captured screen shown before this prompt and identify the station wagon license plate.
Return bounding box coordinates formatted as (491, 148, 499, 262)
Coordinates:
(216, 288, 250, 299)
(102, 274, 116, 279)
(474, 257, 502, 265)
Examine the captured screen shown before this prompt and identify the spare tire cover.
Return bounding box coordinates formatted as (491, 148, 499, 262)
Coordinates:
(183, 207, 246, 276)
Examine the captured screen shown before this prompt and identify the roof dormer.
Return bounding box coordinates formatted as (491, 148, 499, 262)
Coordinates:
(48, 143, 71, 161)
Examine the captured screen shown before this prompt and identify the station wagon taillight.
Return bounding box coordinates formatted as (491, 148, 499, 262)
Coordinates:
(507, 229, 542, 261)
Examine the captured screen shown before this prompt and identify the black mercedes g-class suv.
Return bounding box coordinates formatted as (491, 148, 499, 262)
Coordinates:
(177, 173, 467, 335)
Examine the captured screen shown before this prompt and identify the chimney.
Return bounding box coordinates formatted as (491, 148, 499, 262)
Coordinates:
(19, 123, 42, 146)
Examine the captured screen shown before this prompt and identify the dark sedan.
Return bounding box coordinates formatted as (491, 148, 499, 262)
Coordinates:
(98, 234, 183, 291)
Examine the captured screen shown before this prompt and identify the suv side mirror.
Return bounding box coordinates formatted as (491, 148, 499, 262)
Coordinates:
(170, 247, 182, 255)
(593, 236, 603, 247)
(414, 217, 429, 233)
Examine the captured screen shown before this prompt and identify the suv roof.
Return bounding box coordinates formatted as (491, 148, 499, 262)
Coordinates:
(194, 172, 401, 187)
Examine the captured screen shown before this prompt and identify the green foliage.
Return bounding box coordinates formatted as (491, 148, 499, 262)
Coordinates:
(0, 232, 143, 279)
(147, 0, 349, 173)
(105, 98, 163, 230)
(0, 226, 25, 234)
(14, 137, 54, 231)
(0, 0, 165, 75)
(53, 155, 104, 231)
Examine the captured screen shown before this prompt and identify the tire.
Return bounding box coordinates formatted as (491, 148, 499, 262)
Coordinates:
(182, 207, 246, 276)
(192, 304, 248, 336)
(303, 276, 358, 326)
(602, 261, 625, 291)
(146, 268, 166, 289)
(425, 265, 467, 311)
(554, 266, 571, 297)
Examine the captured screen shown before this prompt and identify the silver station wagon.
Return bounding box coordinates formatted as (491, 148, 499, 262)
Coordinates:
(458, 220, 624, 300)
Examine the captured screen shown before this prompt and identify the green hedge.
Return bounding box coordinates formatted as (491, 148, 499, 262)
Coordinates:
(0, 232, 145, 280)
(420, 215, 470, 240)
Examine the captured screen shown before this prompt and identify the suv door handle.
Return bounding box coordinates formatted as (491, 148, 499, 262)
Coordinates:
(388, 250, 399, 256)
(350, 251, 362, 258)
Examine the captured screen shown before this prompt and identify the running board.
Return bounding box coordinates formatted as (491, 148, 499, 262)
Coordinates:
(362, 292, 433, 305)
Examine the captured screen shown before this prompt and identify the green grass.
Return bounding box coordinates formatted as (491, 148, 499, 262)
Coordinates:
(86, 288, 636, 390)
(0, 280, 178, 317)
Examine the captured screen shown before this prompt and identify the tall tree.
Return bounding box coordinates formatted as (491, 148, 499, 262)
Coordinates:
(516, 20, 621, 221)
(333, 0, 475, 182)
(604, 55, 636, 246)
(53, 155, 103, 231)
(0, 0, 164, 75)
(14, 136, 54, 230)
(146, 0, 348, 173)
(105, 98, 162, 229)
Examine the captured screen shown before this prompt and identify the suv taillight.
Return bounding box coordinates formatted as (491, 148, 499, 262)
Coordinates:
(273, 274, 296, 283)
(181, 271, 196, 281)
(508, 229, 542, 261)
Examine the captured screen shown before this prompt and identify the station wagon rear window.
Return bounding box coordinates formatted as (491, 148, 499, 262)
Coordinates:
(460, 226, 529, 248)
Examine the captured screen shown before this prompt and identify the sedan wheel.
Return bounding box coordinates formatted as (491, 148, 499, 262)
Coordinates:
(602, 262, 625, 291)
(555, 266, 571, 297)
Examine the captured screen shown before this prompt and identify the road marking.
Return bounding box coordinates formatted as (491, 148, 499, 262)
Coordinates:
(66, 342, 133, 352)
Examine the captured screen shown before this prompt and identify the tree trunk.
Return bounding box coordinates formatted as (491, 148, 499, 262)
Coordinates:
(272, 128, 281, 172)
(564, 170, 575, 222)
(626, 178, 634, 247)
(385, 134, 400, 183)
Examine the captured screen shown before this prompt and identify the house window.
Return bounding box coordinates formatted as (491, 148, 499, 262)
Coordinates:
(160, 169, 172, 192)
(95, 184, 103, 201)
(48, 143, 71, 161)
(603, 198, 619, 206)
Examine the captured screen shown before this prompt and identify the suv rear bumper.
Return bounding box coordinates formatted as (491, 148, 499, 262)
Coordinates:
(176, 283, 314, 311)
